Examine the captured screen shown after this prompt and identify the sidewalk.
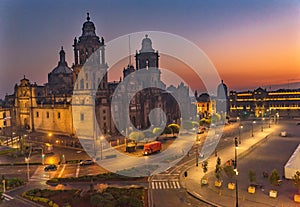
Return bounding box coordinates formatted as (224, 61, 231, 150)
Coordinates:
(181, 125, 299, 207)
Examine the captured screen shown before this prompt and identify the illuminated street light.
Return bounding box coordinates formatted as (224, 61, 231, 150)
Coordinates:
(238, 125, 243, 144)
(234, 137, 239, 207)
(251, 121, 256, 137)
(48, 132, 52, 143)
(261, 118, 265, 132)
(100, 135, 104, 160)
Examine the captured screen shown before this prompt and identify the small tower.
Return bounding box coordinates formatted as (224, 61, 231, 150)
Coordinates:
(135, 34, 159, 70)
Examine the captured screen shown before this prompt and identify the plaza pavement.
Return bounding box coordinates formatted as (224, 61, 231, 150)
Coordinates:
(181, 123, 300, 207)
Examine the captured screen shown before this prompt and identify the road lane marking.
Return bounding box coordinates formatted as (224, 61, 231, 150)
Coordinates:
(158, 182, 162, 189)
(3, 193, 14, 201)
(176, 181, 180, 188)
(58, 164, 66, 178)
(151, 182, 155, 189)
(165, 182, 169, 189)
(155, 182, 158, 189)
(75, 163, 80, 177)
(162, 182, 166, 189)
(172, 181, 177, 189)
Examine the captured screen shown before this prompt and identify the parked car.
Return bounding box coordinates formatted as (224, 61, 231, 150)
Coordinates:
(44, 164, 57, 172)
(80, 159, 94, 166)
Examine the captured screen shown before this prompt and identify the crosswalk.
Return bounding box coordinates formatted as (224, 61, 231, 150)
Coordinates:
(30, 166, 52, 182)
(2, 193, 14, 201)
(151, 180, 181, 190)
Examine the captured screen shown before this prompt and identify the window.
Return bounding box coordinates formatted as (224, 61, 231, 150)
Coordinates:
(46, 112, 49, 118)
(80, 79, 84, 89)
(103, 110, 106, 114)
(86, 83, 88, 89)
(103, 116, 106, 121)
(58, 112, 61, 119)
(85, 73, 88, 80)
(36, 112, 39, 118)
(80, 113, 84, 121)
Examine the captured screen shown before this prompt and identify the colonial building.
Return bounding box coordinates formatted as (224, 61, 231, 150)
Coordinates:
(195, 80, 229, 118)
(229, 87, 300, 117)
(5, 13, 190, 139)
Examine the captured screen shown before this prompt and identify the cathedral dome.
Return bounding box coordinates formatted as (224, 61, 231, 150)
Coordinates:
(51, 47, 72, 74)
(140, 34, 155, 53)
(81, 13, 96, 37)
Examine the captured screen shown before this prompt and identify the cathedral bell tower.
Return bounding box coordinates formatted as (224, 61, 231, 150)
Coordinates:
(72, 13, 108, 90)
(72, 13, 109, 147)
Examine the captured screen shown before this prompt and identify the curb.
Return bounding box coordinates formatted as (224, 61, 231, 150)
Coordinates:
(15, 195, 45, 207)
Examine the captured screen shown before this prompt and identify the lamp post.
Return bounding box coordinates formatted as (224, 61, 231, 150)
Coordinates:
(251, 121, 256, 137)
(48, 133, 52, 143)
(196, 139, 200, 167)
(100, 135, 104, 160)
(25, 145, 32, 182)
(261, 118, 265, 132)
(238, 125, 243, 144)
(41, 148, 45, 165)
(234, 137, 239, 207)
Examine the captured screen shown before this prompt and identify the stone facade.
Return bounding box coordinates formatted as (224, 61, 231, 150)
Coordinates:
(3, 13, 191, 139)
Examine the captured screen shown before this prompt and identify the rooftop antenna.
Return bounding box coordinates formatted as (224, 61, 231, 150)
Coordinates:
(128, 35, 131, 66)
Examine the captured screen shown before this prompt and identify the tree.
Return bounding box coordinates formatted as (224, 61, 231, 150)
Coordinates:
(143, 131, 154, 140)
(191, 121, 200, 128)
(292, 171, 300, 194)
(163, 126, 172, 135)
(202, 160, 208, 175)
(168, 124, 180, 136)
(152, 127, 163, 137)
(224, 165, 235, 182)
(129, 132, 144, 144)
(211, 113, 221, 123)
(269, 169, 280, 187)
(215, 157, 222, 181)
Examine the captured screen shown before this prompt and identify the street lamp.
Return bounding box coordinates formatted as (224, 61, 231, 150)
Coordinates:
(48, 133, 52, 143)
(251, 121, 256, 137)
(196, 139, 200, 167)
(261, 118, 265, 132)
(100, 135, 104, 160)
(25, 145, 32, 182)
(41, 148, 45, 165)
(234, 137, 239, 207)
(238, 125, 243, 144)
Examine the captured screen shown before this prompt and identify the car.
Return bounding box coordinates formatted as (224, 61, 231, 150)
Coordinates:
(280, 131, 287, 137)
(44, 164, 57, 172)
(297, 123, 300, 126)
(80, 159, 94, 166)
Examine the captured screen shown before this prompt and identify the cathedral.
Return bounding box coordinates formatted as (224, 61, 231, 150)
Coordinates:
(3, 13, 192, 138)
